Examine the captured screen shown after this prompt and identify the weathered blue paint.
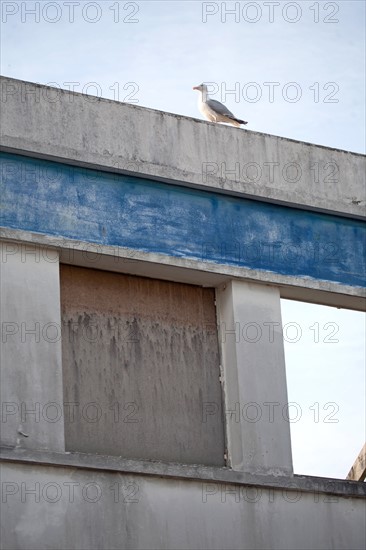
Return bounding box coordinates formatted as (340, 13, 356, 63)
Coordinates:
(1, 152, 365, 287)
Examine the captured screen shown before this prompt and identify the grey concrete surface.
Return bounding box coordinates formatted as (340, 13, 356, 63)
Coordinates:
(1, 458, 365, 550)
(1, 76, 365, 218)
(0, 243, 65, 452)
(216, 281, 293, 475)
(2, 447, 366, 499)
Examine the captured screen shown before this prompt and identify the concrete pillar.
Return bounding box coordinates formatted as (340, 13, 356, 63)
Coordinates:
(216, 281, 293, 475)
(0, 241, 65, 451)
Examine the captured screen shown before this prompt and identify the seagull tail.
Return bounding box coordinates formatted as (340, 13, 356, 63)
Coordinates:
(227, 116, 248, 127)
(234, 118, 248, 125)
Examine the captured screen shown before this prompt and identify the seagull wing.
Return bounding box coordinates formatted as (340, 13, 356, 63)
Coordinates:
(206, 98, 236, 118)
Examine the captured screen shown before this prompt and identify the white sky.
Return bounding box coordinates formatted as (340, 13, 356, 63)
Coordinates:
(1, 0, 365, 479)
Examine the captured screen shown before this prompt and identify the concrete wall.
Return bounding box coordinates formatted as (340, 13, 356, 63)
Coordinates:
(0, 242, 64, 452)
(1, 77, 365, 549)
(1, 74, 365, 309)
(1, 454, 365, 550)
(1, 76, 365, 218)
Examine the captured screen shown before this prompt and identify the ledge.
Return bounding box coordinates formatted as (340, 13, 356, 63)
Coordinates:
(1, 446, 365, 499)
(1, 76, 365, 219)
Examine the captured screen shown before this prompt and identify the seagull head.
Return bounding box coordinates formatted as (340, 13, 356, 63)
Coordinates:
(193, 83, 208, 93)
(193, 83, 209, 101)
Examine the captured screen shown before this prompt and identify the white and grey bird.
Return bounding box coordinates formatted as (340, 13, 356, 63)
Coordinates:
(193, 83, 248, 127)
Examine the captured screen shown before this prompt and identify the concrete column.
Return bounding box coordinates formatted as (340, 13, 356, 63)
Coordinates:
(216, 281, 293, 475)
(0, 241, 65, 451)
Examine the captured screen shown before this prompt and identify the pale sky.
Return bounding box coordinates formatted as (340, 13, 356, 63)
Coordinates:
(1, 0, 365, 479)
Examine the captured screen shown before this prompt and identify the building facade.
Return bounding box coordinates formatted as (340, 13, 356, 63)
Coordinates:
(1, 76, 365, 549)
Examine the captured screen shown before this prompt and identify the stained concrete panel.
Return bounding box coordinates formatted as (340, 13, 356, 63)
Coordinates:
(60, 265, 225, 465)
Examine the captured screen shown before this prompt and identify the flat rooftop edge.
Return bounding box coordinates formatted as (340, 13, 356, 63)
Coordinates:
(1, 75, 365, 157)
(1, 75, 365, 219)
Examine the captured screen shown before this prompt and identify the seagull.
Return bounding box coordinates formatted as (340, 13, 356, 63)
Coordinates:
(193, 83, 248, 127)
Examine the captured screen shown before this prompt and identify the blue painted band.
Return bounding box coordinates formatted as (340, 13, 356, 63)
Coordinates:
(1, 152, 365, 287)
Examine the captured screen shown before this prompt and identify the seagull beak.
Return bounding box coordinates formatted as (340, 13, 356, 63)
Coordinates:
(193, 86, 198, 90)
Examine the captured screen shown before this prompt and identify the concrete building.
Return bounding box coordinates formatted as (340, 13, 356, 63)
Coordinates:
(0, 75, 365, 549)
